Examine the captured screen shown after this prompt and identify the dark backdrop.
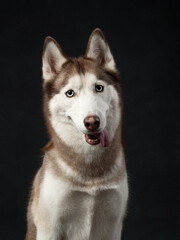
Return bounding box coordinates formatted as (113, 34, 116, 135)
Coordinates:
(0, 0, 179, 239)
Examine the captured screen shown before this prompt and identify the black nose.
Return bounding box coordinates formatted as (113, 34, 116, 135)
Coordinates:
(84, 116, 100, 131)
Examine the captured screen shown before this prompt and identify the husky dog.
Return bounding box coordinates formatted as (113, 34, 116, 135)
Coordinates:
(25, 28, 128, 240)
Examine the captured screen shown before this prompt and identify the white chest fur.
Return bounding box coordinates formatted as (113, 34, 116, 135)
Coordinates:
(33, 170, 128, 240)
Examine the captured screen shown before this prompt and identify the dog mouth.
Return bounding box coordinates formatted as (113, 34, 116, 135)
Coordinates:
(85, 133, 101, 145)
(84, 128, 110, 147)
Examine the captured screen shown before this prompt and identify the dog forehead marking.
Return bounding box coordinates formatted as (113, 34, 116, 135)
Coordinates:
(64, 72, 99, 91)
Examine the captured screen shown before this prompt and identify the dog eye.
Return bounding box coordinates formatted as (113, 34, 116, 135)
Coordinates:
(95, 85, 104, 92)
(65, 90, 75, 97)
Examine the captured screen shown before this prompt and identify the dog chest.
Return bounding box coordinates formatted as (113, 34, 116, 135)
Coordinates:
(36, 170, 125, 239)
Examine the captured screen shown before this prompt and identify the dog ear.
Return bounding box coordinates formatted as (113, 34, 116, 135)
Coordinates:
(85, 28, 116, 71)
(42, 37, 67, 81)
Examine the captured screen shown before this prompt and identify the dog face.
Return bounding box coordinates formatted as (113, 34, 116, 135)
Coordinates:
(42, 29, 122, 150)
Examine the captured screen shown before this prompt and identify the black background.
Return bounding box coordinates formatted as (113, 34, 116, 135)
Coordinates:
(0, 0, 179, 239)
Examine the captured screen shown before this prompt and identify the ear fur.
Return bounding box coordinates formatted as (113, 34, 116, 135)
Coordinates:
(42, 37, 67, 81)
(85, 28, 116, 70)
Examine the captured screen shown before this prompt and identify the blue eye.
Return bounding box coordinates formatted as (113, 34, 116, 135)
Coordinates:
(65, 90, 75, 97)
(95, 85, 104, 92)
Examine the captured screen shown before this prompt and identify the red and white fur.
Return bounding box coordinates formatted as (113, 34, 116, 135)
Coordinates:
(25, 28, 128, 240)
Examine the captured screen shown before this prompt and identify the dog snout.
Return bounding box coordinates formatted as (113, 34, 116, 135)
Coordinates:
(84, 116, 100, 131)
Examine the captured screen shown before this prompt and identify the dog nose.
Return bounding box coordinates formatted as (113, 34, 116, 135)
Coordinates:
(84, 116, 100, 131)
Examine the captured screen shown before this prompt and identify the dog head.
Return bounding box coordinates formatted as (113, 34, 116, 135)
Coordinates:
(42, 29, 122, 151)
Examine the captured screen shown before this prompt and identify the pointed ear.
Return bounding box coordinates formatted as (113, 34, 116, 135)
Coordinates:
(42, 37, 67, 81)
(85, 28, 116, 71)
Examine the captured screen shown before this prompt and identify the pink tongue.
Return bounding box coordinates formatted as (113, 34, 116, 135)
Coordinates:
(100, 128, 110, 147)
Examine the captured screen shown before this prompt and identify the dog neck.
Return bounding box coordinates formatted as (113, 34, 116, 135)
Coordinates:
(43, 121, 123, 180)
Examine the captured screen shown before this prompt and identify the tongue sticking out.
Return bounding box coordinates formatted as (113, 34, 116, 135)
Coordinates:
(100, 128, 110, 147)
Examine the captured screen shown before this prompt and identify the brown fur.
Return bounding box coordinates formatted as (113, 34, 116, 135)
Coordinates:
(26, 168, 43, 240)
